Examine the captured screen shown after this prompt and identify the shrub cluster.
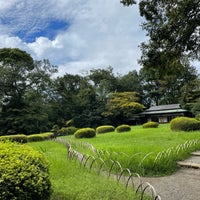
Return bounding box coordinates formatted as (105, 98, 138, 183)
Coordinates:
(0, 133, 54, 143)
(96, 125, 115, 134)
(57, 127, 78, 136)
(74, 128, 96, 138)
(116, 124, 131, 133)
(0, 141, 51, 200)
(27, 132, 54, 142)
(142, 121, 159, 128)
(170, 117, 200, 131)
(0, 134, 27, 143)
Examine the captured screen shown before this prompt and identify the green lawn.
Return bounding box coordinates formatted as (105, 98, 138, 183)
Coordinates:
(66, 124, 200, 175)
(28, 124, 200, 199)
(29, 141, 147, 200)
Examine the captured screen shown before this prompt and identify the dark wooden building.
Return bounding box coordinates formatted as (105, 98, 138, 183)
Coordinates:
(139, 104, 192, 124)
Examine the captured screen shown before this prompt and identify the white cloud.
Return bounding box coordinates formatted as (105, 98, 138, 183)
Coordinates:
(0, 0, 148, 75)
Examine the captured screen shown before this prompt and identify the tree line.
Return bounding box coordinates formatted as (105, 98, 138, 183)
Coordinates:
(0, 0, 199, 135)
(0, 48, 199, 135)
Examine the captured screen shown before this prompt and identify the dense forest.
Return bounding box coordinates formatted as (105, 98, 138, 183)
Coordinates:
(0, 0, 199, 135)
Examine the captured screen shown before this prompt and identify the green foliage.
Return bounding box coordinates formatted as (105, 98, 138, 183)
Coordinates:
(74, 128, 96, 138)
(0, 133, 54, 143)
(0, 142, 51, 200)
(170, 117, 200, 131)
(0, 134, 27, 143)
(139, 0, 200, 59)
(142, 121, 159, 128)
(103, 92, 145, 125)
(0, 48, 57, 135)
(57, 127, 78, 136)
(27, 132, 54, 142)
(96, 125, 115, 134)
(116, 124, 131, 133)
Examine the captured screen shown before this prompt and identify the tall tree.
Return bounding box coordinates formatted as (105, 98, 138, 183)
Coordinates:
(103, 92, 145, 125)
(139, 0, 200, 59)
(0, 48, 57, 134)
(139, 54, 198, 105)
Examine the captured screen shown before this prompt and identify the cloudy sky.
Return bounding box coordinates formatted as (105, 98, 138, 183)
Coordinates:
(0, 0, 148, 76)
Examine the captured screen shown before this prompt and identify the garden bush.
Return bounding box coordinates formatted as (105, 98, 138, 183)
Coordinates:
(170, 117, 200, 131)
(142, 121, 159, 128)
(57, 127, 78, 136)
(74, 128, 96, 138)
(96, 125, 115, 134)
(116, 124, 131, 133)
(0, 141, 51, 200)
(27, 132, 54, 142)
(0, 134, 27, 143)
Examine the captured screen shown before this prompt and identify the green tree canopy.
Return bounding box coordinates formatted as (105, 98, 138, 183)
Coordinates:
(0, 48, 57, 134)
(103, 92, 145, 125)
(139, 0, 200, 59)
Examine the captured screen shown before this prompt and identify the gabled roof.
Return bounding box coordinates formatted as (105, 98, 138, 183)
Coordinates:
(140, 104, 188, 115)
(146, 104, 181, 111)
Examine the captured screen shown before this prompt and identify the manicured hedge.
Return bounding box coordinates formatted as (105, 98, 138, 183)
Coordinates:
(170, 117, 200, 131)
(0, 134, 27, 143)
(0, 141, 51, 200)
(27, 132, 54, 142)
(116, 124, 131, 133)
(142, 121, 159, 128)
(96, 125, 115, 134)
(74, 128, 96, 138)
(0, 133, 54, 143)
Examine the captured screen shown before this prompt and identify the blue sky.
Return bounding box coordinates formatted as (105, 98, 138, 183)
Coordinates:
(0, 0, 149, 75)
(2, 0, 198, 76)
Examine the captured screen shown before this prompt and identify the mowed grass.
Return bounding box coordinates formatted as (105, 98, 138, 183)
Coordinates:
(29, 141, 146, 200)
(67, 124, 200, 175)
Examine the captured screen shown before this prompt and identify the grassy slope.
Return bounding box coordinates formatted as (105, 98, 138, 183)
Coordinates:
(29, 141, 144, 200)
(69, 124, 200, 154)
(67, 124, 200, 175)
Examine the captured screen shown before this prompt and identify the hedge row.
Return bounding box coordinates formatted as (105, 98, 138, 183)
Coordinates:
(0, 132, 54, 143)
(0, 141, 51, 200)
(74, 125, 132, 138)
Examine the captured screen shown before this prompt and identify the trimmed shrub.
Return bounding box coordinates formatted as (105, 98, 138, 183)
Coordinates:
(0, 134, 27, 143)
(116, 124, 131, 133)
(57, 127, 78, 136)
(0, 141, 51, 200)
(96, 125, 115, 134)
(142, 121, 159, 128)
(170, 117, 200, 131)
(27, 132, 54, 142)
(74, 128, 96, 138)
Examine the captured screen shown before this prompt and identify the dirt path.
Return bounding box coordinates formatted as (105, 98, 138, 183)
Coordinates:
(142, 152, 200, 200)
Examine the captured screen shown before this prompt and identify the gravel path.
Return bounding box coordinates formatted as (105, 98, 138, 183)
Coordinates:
(142, 152, 200, 200)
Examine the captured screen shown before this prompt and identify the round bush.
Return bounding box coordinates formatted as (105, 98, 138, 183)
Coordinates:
(170, 117, 200, 131)
(142, 121, 159, 128)
(74, 128, 96, 138)
(116, 124, 131, 133)
(0, 141, 51, 200)
(96, 125, 115, 134)
(57, 127, 78, 136)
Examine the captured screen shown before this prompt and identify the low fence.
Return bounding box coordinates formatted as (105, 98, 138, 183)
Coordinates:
(55, 138, 161, 200)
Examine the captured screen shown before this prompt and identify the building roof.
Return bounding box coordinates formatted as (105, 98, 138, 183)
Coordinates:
(140, 104, 188, 115)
